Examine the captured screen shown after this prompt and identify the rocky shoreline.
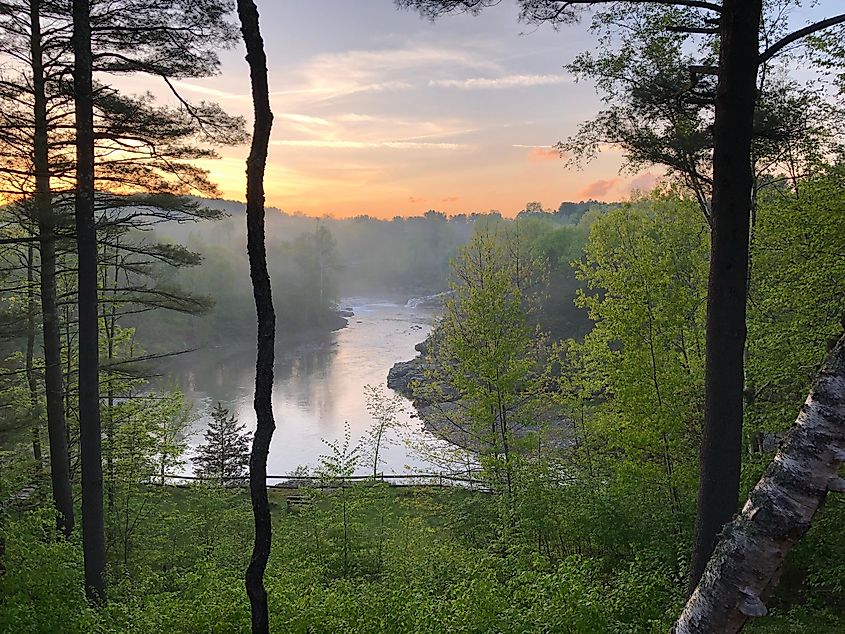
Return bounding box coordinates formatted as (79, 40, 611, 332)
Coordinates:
(386, 340, 428, 395)
(388, 336, 574, 450)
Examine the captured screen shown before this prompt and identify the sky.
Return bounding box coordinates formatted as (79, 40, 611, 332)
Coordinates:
(120, 0, 839, 219)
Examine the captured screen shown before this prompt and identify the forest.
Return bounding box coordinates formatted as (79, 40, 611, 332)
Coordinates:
(1, 1, 845, 633)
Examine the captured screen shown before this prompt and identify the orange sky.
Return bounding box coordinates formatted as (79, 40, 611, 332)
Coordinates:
(109, 0, 817, 219)
(98, 0, 660, 220)
(195, 146, 657, 219)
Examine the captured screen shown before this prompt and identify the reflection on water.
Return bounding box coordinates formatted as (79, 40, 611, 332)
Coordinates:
(163, 300, 437, 475)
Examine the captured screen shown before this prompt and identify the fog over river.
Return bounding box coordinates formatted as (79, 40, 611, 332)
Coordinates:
(162, 299, 442, 476)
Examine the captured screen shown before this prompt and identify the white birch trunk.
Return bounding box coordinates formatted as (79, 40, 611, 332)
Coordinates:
(674, 334, 845, 633)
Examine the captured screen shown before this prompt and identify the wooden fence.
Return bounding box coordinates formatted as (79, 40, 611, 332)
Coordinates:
(155, 471, 489, 490)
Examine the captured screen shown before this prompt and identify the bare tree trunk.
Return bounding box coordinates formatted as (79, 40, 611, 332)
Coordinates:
(236, 2, 276, 632)
(30, 0, 74, 537)
(72, 0, 106, 602)
(675, 334, 845, 633)
(690, 0, 762, 592)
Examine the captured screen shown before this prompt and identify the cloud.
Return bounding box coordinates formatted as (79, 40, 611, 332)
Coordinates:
(523, 146, 562, 162)
(269, 108, 477, 156)
(279, 113, 332, 127)
(626, 172, 661, 193)
(335, 113, 378, 124)
(441, 196, 459, 203)
(271, 139, 468, 150)
(429, 74, 568, 90)
(578, 178, 620, 199)
(172, 81, 247, 100)
(275, 45, 499, 104)
(578, 172, 663, 200)
(408, 196, 427, 203)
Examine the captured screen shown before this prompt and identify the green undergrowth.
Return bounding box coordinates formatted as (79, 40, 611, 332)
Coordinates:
(1, 484, 843, 633)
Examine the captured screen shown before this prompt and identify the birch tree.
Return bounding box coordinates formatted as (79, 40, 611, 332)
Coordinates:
(673, 333, 845, 633)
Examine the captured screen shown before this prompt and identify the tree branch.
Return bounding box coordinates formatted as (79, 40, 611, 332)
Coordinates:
(667, 25, 719, 34)
(759, 13, 845, 65)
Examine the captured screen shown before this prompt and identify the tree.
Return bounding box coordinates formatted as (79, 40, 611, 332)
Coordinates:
(71, 0, 106, 603)
(0, 0, 77, 537)
(192, 402, 251, 486)
(397, 0, 845, 591)
(557, 6, 843, 219)
(235, 1, 276, 632)
(0, 0, 240, 550)
(292, 222, 340, 318)
(362, 385, 405, 478)
(673, 332, 845, 633)
(745, 168, 845, 442)
(422, 226, 551, 496)
(574, 190, 708, 519)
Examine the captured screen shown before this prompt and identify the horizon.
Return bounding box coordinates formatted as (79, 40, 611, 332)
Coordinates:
(113, 0, 659, 219)
(110, 0, 836, 220)
(205, 194, 614, 220)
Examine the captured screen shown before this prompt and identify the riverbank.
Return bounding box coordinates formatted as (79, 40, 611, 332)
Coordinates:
(387, 334, 574, 449)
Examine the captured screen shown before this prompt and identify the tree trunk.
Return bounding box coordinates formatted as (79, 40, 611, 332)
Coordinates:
(72, 0, 106, 602)
(690, 0, 762, 592)
(25, 244, 43, 469)
(30, 0, 74, 538)
(236, 2, 276, 633)
(674, 333, 845, 633)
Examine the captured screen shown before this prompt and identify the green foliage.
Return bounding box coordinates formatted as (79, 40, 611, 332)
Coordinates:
(361, 385, 406, 478)
(571, 189, 708, 524)
(191, 402, 251, 486)
(0, 510, 98, 634)
(0, 486, 685, 633)
(423, 227, 555, 494)
(741, 167, 845, 612)
(746, 168, 845, 440)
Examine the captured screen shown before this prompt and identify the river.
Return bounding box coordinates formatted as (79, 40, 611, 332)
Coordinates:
(162, 298, 441, 477)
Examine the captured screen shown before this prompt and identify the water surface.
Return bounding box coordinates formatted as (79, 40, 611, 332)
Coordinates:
(164, 299, 438, 476)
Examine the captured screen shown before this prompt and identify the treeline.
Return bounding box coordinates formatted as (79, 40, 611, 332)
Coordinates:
(134, 199, 611, 349)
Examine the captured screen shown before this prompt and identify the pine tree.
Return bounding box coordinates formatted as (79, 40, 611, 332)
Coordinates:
(192, 403, 251, 487)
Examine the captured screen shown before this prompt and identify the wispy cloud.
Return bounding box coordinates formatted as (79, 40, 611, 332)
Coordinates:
(429, 74, 569, 90)
(513, 144, 564, 162)
(271, 110, 477, 153)
(273, 45, 498, 104)
(335, 113, 378, 124)
(279, 113, 332, 127)
(172, 81, 247, 100)
(271, 139, 468, 150)
(529, 147, 563, 162)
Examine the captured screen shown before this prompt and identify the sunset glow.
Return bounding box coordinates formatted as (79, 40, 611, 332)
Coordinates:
(122, 0, 832, 218)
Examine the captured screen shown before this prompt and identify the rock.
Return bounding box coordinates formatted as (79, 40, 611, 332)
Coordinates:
(387, 356, 426, 396)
